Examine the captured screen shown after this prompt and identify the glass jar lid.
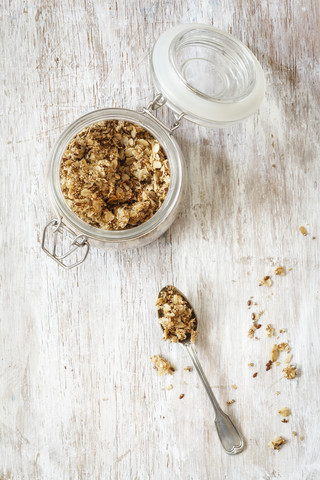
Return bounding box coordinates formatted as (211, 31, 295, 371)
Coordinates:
(151, 24, 265, 127)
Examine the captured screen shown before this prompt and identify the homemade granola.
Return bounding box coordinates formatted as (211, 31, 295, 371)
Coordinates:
(278, 407, 290, 417)
(156, 286, 198, 343)
(259, 275, 273, 287)
(60, 120, 170, 230)
(266, 324, 275, 337)
(285, 353, 292, 364)
(278, 342, 290, 353)
(248, 324, 256, 338)
(150, 355, 175, 376)
(268, 436, 286, 450)
(275, 266, 286, 276)
(283, 364, 296, 379)
(271, 344, 279, 362)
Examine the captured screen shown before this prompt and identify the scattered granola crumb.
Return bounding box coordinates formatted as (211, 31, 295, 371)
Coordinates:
(312, 236, 316, 240)
(266, 324, 275, 337)
(282, 419, 289, 423)
(278, 407, 290, 417)
(272, 164, 276, 167)
(275, 361, 280, 366)
(166, 384, 173, 391)
(299, 226, 307, 236)
(288, 268, 293, 271)
(292, 431, 298, 436)
(278, 343, 290, 353)
(247, 300, 252, 306)
(259, 276, 273, 287)
(275, 266, 286, 276)
(156, 286, 198, 344)
(276, 391, 280, 395)
(299, 436, 304, 441)
(184, 366, 192, 372)
(285, 354, 292, 364)
(283, 365, 296, 379)
(226, 399, 235, 405)
(279, 329, 286, 333)
(150, 355, 175, 376)
(268, 436, 286, 450)
(60, 120, 170, 230)
(248, 363, 254, 367)
(271, 344, 279, 362)
(253, 372, 258, 378)
(248, 325, 256, 338)
(232, 384, 237, 390)
(179, 394, 185, 399)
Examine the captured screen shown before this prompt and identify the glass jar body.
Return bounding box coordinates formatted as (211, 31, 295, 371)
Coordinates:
(46, 108, 185, 251)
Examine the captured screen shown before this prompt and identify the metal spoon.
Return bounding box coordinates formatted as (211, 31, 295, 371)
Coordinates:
(157, 286, 244, 455)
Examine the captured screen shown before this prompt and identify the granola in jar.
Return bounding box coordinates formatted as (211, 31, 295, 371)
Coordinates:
(60, 120, 170, 230)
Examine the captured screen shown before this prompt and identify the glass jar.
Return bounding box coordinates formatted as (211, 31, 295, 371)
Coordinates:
(42, 24, 265, 268)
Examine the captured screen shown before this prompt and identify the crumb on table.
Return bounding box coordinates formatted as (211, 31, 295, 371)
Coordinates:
(150, 355, 175, 376)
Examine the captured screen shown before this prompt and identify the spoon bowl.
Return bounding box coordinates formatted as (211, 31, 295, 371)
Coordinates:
(157, 285, 198, 345)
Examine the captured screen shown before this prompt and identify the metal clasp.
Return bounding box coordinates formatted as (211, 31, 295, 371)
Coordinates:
(146, 93, 167, 111)
(143, 93, 184, 135)
(41, 218, 90, 269)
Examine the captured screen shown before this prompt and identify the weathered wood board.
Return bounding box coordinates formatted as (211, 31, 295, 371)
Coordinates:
(1, 0, 319, 478)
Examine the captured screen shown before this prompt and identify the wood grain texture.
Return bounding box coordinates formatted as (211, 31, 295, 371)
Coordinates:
(1, 0, 320, 478)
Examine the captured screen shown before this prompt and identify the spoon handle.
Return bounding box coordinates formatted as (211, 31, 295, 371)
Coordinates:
(183, 343, 244, 455)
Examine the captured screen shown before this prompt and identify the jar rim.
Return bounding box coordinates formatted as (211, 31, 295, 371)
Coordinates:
(48, 108, 184, 242)
(169, 26, 257, 104)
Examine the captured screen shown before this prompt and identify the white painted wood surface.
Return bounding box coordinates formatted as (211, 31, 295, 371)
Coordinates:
(1, 0, 320, 478)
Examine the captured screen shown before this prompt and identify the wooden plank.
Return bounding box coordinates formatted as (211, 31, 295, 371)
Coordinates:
(0, 0, 319, 478)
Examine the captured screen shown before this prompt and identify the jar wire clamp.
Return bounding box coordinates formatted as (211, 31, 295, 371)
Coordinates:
(142, 93, 185, 135)
(41, 218, 90, 269)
